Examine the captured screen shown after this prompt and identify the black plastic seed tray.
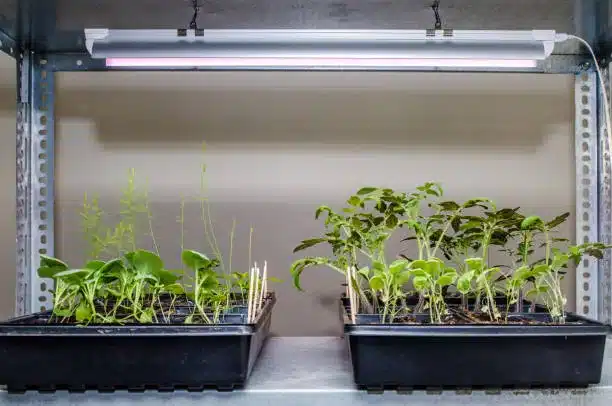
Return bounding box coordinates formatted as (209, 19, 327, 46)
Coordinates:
(341, 297, 610, 391)
(0, 293, 276, 393)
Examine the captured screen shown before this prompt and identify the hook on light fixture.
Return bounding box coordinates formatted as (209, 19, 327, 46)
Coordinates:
(189, 0, 201, 30)
(431, 0, 443, 30)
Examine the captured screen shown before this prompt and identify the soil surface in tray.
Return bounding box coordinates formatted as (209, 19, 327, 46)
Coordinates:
(360, 307, 587, 326)
(6, 295, 258, 326)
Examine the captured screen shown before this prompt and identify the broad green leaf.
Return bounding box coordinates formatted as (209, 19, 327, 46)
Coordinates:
(85, 260, 106, 271)
(424, 259, 443, 276)
(521, 216, 542, 230)
(372, 261, 386, 274)
(154, 269, 180, 285)
(531, 264, 549, 276)
(293, 238, 327, 253)
(513, 265, 531, 280)
(75, 302, 92, 322)
(39, 255, 68, 270)
(436, 272, 457, 287)
(133, 250, 164, 273)
(397, 270, 412, 285)
(54, 268, 90, 281)
(464, 257, 484, 271)
(357, 187, 378, 195)
(138, 309, 154, 323)
(409, 259, 428, 270)
(457, 270, 475, 294)
(369, 275, 385, 291)
(37, 266, 65, 279)
(98, 258, 125, 275)
(181, 249, 211, 270)
(412, 276, 429, 291)
(389, 259, 409, 275)
(409, 268, 428, 278)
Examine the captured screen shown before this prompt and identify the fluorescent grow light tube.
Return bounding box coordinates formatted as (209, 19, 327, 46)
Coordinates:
(85, 29, 561, 70)
(105, 57, 538, 69)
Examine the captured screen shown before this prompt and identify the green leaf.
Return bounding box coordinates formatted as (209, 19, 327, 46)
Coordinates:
(409, 268, 428, 278)
(98, 258, 125, 275)
(512, 265, 531, 280)
(85, 260, 106, 271)
(438, 201, 460, 211)
(397, 270, 412, 285)
(436, 271, 457, 287)
(424, 259, 443, 277)
(465, 257, 484, 271)
(289, 257, 331, 291)
(163, 283, 184, 294)
(385, 215, 399, 228)
(521, 216, 542, 230)
(54, 268, 90, 282)
(181, 249, 211, 270)
(369, 275, 385, 291)
(39, 255, 68, 270)
(357, 267, 371, 278)
(153, 269, 180, 285)
(37, 266, 65, 279)
(315, 205, 333, 220)
(133, 250, 164, 273)
(410, 260, 427, 270)
(546, 212, 570, 229)
(75, 302, 92, 322)
(357, 187, 378, 195)
(413, 276, 430, 291)
(267, 276, 283, 283)
(457, 270, 475, 294)
(293, 238, 327, 253)
(138, 309, 154, 323)
(372, 261, 386, 273)
(347, 195, 362, 206)
(389, 259, 409, 274)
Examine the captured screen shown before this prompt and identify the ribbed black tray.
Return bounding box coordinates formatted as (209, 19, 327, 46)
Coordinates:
(0, 293, 276, 393)
(341, 297, 610, 391)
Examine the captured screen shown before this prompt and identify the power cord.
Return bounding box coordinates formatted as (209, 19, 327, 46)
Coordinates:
(556, 33, 612, 162)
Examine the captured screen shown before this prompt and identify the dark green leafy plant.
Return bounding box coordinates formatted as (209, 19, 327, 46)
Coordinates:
(290, 182, 612, 325)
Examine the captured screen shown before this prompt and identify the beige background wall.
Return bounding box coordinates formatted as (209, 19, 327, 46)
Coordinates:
(0, 54, 576, 335)
(0, 53, 15, 321)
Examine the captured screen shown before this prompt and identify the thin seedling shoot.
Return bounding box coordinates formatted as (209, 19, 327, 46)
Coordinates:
(37, 155, 277, 325)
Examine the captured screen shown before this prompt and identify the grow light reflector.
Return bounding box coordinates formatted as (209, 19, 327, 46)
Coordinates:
(85, 29, 560, 70)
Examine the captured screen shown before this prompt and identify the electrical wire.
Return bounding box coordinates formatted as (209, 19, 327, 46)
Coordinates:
(189, 0, 200, 30)
(560, 34, 612, 172)
(431, 1, 442, 30)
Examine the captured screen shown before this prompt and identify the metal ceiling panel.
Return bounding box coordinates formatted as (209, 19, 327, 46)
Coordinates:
(0, 0, 583, 55)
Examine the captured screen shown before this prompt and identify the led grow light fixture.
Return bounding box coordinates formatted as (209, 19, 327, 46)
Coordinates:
(84, 29, 563, 70)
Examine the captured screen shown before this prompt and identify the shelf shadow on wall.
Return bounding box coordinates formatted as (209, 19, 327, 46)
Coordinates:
(51, 89, 568, 150)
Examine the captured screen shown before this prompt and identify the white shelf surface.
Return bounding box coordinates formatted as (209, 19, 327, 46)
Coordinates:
(0, 336, 611, 406)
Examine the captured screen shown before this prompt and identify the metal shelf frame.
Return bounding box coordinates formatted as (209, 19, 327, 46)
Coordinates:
(0, 0, 611, 325)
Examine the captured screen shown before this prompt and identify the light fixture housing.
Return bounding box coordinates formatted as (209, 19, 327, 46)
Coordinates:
(84, 29, 560, 70)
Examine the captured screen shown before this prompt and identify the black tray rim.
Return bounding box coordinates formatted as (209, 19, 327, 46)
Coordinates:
(340, 296, 612, 337)
(0, 292, 276, 337)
